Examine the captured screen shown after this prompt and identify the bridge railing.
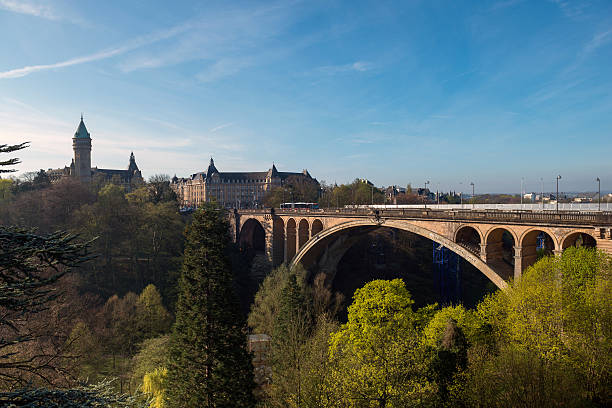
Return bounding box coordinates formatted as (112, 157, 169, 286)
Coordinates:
(237, 207, 612, 226)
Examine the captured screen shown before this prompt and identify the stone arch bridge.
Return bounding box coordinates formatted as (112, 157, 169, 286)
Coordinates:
(229, 208, 612, 290)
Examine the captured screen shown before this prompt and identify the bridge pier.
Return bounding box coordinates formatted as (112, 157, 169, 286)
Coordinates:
(479, 243, 487, 262)
(513, 246, 522, 281)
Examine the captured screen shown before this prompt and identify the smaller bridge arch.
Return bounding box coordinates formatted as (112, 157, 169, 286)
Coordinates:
(311, 219, 324, 236)
(286, 218, 297, 262)
(272, 217, 285, 266)
(455, 225, 483, 256)
(519, 228, 557, 272)
(239, 218, 266, 252)
(298, 219, 310, 249)
(561, 231, 597, 250)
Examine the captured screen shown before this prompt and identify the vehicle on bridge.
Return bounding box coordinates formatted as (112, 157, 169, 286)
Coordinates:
(280, 202, 319, 209)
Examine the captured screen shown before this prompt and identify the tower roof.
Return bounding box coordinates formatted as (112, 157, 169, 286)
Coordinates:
(128, 151, 139, 172)
(74, 115, 90, 139)
(206, 157, 218, 178)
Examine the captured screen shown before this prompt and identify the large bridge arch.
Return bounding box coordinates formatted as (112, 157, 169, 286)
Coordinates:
(291, 219, 508, 290)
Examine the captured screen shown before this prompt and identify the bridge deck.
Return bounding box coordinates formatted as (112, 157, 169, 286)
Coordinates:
(238, 208, 612, 227)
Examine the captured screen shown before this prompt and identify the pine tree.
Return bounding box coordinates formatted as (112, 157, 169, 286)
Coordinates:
(165, 204, 256, 408)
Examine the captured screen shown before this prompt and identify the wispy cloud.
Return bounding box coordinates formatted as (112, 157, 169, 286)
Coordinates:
(0, 0, 57, 20)
(118, 2, 301, 77)
(548, 0, 590, 18)
(0, 22, 192, 79)
(209, 123, 234, 133)
(196, 59, 251, 83)
(317, 61, 374, 75)
(584, 29, 612, 54)
(0, 0, 88, 26)
(489, 0, 525, 12)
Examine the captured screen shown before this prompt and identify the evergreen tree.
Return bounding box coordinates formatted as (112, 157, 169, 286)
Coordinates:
(165, 204, 256, 408)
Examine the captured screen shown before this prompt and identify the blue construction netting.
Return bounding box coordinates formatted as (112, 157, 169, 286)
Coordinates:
(433, 243, 461, 305)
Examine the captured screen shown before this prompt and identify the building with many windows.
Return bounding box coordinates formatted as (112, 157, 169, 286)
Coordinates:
(171, 158, 316, 208)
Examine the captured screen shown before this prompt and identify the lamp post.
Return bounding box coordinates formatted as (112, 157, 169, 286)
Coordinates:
(470, 182, 475, 209)
(371, 184, 374, 206)
(521, 177, 524, 207)
(541, 177, 544, 210)
(424, 180, 430, 209)
(556, 175, 562, 213)
(597, 177, 601, 211)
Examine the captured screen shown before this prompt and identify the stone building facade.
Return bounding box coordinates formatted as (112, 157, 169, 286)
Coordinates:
(171, 158, 316, 208)
(47, 116, 143, 190)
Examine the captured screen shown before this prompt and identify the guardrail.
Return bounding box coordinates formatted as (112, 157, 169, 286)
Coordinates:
(235, 207, 612, 226)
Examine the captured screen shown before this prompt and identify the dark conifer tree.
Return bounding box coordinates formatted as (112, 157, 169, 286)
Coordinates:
(165, 204, 256, 408)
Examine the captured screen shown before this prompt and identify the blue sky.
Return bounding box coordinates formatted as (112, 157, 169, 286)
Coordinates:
(1, 0, 611, 193)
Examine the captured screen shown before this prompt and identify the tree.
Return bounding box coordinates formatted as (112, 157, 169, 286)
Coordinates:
(136, 284, 171, 340)
(248, 264, 308, 336)
(130, 335, 170, 393)
(463, 247, 611, 407)
(0, 227, 93, 386)
(267, 273, 312, 407)
(143, 367, 168, 408)
(0, 142, 29, 173)
(165, 204, 256, 407)
(326, 279, 434, 407)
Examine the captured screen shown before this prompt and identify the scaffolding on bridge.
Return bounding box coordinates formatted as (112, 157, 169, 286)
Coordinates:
(433, 243, 461, 305)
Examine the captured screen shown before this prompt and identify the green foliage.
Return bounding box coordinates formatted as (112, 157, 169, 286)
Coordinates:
(136, 284, 172, 339)
(67, 321, 102, 379)
(422, 305, 479, 348)
(143, 367, 167, 408)
(319, 179, 385, 207)
(326, 279, 433, 407)
(464, 247, 612, 406)
(248, 264, 308, 336)
(165, 204, 256, 407)
(130, 335, 170, 393)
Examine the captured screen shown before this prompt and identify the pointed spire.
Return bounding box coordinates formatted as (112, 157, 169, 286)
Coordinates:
(74, 114, 90, 139)
(206, 157, 218, 178)
(128, 151, 139, 172)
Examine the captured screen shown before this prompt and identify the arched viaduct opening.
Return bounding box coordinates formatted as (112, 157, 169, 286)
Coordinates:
(562, 232, 596, 250)
(520, 229, 555, 271)
(455, 226, 482, 255)
(292, 220, 506, 311)
(286, 218, 297, 262)
(298, 219, 310, 249)
(239, 218, 266, 253)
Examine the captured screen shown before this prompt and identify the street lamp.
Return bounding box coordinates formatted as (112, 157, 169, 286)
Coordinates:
(597, 177, 601, 211)
(540, 177, 544, 210)
(424, 180, 430, 209)
(371, 184, 374, 206)
(470, 182, 475, 209)
(520, 177, 524, 207)
(556, 175, 562, 213)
